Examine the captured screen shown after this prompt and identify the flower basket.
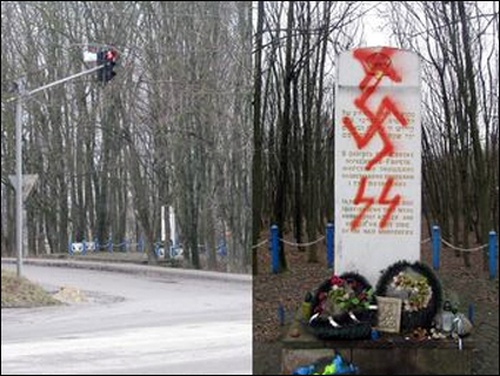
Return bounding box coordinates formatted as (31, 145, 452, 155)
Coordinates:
(308, 272, 377, 340)
(375, 260, 442, 333)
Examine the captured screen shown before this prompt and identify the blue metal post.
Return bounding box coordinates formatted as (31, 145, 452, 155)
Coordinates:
(154, 240, 160, 257)
(138, 236, 144, 253)
(108, 234, 113, 253)
(468, 303, 474, 324)
(82, 237, 87, 255)
(432, 225, 441, 271)
(68, 234, 73, 255)
(326, 223, 334, 269)
(278, 303, 285, 326)
(489, 231, 497, 279)
(94, 238, 99, 252)
(271, 225, 279, 274)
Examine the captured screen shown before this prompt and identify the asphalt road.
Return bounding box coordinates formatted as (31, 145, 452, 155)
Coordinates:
(1, 262, 252, 374)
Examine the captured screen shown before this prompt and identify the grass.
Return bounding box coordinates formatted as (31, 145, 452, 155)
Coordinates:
(1, 269, 61, 308)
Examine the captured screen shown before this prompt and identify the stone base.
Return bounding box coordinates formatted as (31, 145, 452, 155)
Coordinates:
(282, 320, 473, 375)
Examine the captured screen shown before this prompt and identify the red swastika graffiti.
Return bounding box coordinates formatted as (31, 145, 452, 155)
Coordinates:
(351, 176, 401, 231)
(342, 47, 408, 171)
(345, 47, 406, 231)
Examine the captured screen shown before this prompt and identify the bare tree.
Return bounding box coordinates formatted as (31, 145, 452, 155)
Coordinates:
(253, 1, 364, 272)
(386, 1, 499, 268)
(1, 1, 252, 273)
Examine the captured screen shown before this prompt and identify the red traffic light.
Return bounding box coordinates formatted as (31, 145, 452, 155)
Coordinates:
(96, 48, 119, 83)
(105, 49, 118, 63)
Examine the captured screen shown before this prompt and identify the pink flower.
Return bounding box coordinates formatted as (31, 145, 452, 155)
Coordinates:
(330, 275, 344, 287)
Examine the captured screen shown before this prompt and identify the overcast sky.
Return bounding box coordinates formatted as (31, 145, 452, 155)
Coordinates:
(362, 3, 390, 47)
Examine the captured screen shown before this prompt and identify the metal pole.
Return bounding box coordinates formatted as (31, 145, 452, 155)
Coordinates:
(8, 65, 107, 279)
(27, 65, 103, 97)
(489, 231, 497, 280)
(271, 225, 279, 274)
(468, 303, 474, 324)
(5, 66, 104, 106)
(326, 223, 334, 270)
(432, 225, 441, 271)
(15, 81, 24, 278)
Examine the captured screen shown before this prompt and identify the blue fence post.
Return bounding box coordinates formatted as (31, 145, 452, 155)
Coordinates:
(68, 234, 73, 255)
(468, 303, 474, 324)
(432, 225, 441, 271)
(271, 225, 279, 274)
(94, 238, 99, 252)
(124, 239, 129, 252)
(489, 231, 497, 280)
(138, 236, 144, 253)
(82, 237, 87, 255)
(326, 223, 334, 270)
(108, 234, 113, 253)
(154, 240, 160, 257)
(278, 303, 285, 326)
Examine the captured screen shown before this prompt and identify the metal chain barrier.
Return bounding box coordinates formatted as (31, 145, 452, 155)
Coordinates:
(441, 238, 488, 252)
(279, 236, 325, 248)
(251, 239, 269, 249)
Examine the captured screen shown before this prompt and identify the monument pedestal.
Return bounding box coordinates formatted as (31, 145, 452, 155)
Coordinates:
(282, 318, 473, 375)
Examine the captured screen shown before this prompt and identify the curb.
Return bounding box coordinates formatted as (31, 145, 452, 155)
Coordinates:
(1, 258, 251, 284)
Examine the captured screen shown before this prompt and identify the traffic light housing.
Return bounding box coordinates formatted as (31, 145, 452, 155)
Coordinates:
(97, 48, 118, 83)
(104, 49, 117, 82)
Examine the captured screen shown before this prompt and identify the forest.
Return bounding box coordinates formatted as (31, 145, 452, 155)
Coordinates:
(1, 2, 252, 272)
(252, 1, 498, 273)
(1, 2, 498, 275)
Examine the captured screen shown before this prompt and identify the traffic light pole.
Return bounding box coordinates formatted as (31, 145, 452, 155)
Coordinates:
(13, 64, 104, 278)
(15, 80, 24, 278)
(26, 64, 103, 96)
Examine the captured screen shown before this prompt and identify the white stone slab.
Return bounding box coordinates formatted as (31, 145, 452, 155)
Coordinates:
(334, 47, 421, 287)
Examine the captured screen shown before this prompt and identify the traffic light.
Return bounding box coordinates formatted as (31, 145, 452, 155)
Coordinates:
(104, 49, 118, 82)
(96, 48, 118, 83)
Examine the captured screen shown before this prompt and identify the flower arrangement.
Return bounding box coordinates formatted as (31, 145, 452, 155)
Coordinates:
(308, 272, 377, 340)
(314, 274, 374, 317)
(391, 271, 432, 312)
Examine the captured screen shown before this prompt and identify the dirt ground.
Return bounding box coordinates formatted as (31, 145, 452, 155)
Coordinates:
(13, 231, 498, 374)
(252, 230, 499, 375)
